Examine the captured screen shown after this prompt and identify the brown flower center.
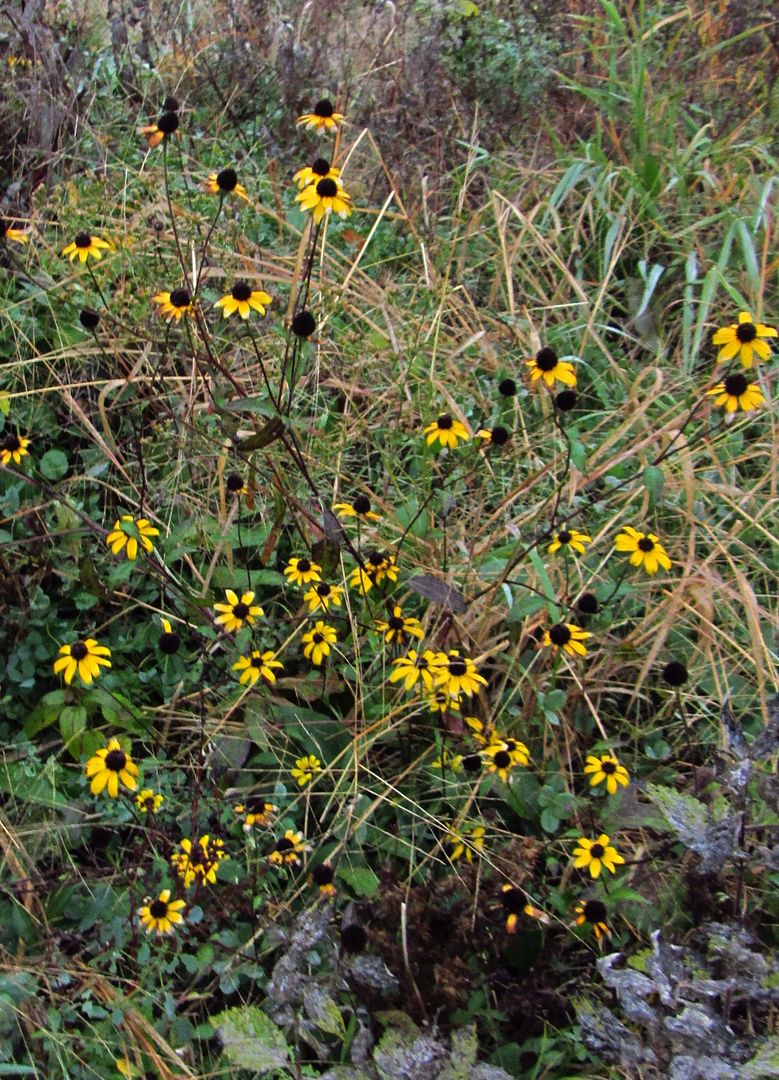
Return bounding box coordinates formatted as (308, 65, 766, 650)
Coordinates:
(447, 658, 468, 676)
(549, 624, 571, 646)
(169, 288, 191, 308)
(638, 537, 655, 552)
(724, 373, 748, 396)
(735, 322, 756, 343)
(3, 434, 20, 452)
(70, 641, 88, 660)
(231, 281, 252, 301)
(316, 178, 338, 198)
(589, 843, 605, 859)
(436, 414, 453, 430)
(74, 233, 91, 248)
(314, 99, 334, 117)
(535, 347, 558, 372)
(216, 167, 238, 192)
(312, 158, 331, 175)
(232, 603, 249, 619)
(149, 899, 168, 918)
(583, 899, 607, 922)
(105, 749, 127, 772)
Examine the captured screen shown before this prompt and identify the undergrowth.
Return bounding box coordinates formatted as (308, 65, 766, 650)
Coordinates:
(0, 2, 777, 1078)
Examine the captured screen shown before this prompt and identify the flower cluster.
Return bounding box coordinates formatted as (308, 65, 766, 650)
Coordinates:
(171, 835, 229, 888)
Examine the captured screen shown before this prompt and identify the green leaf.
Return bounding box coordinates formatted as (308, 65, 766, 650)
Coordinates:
(59, 705, 87, 751)
(336, 864, 380, 897)
(39, 449, 69, 481)
(643, 465, 664, 510)
(212, 1005, 290, 1074)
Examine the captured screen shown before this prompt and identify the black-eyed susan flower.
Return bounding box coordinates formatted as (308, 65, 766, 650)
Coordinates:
(434, 650, 488, 697)
(577, 591, 600, 615)
(572, 834, 624, 879)
(476, 425, 510, 447)
(332, 494, 381, 522)
(204, 167, 250, 202)
(171, 835, 228, 887)
(526, 346, 576, 388)
(311, 862, 337, 897)
(234, 797, 278, 831)
(140, 109, 179, 147)
(232, 650, 283, 686)
(153, 287, 194, 322)
(388, 649, 444, 692)
(374, 605, 424, 647)
(290, 753, 323, 788)
(269, 829, 309, 867)
(584, 754, 629, 795)
(226, 473, 248, 497)
(303, 581, 344, 614)
(159, 616, 181, 655)
(500, 885, 547, 934)
(105, 515, 160, 561)
(214, 281, 271, 320)
(296, 98, 345, 133)
(296, 177, 352, 224)
(547, 528, 591, 555)
(85, 737, 138, 797)
(706, 372, 765, 412)
(1, 218, 28, 245)
(62, 233, 111, 263)
(348, 550, 399, 594)
(462, 752, 483, 774)
(574, 898, 610, 941)
(423, 414, 470, 449)
(498, 377, 517, 397)
(138, 889, 186, 936)
(555, 388, 577, 411)
(53, 638, 112, 685)
(291, 309, 317, 337)
(284, 556, 322, 586)
(79, 308, 100, 329)
(302, 621, 337, 665)
(428, 690, 461, 713)
(712, 311, 776, 367)
(136, 788, 164, 813)
(294, 158, 342, 189)
(465, 716, 498, 745)
(483, 737, 530, 781)
(614, 527, 672, 575)
(541, 623, 591, 657)
(431, 749, 463, 773)
(662, 659, 688, 687)
(214, 589, 264, 633)
(447, 823, 485, 863)
(0, 433, 30, 466)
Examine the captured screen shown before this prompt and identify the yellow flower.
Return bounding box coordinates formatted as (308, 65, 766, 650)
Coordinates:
(171, 835, 229, 887)
(584, 754, 629, 796)
(475, 426, 511, 448)
(1, 218, 28, 245)
(138, 889, 186, 935)
(0, 433, 31, 466)
(290, 754, 322, 788)
(541, 623, 591, 657)
(501, 885, 548, 934)
(232, 650, 283, 686)
(465, 716, 498, 745)
(294, 158, 343, 189)
(213, 589, 264, 633)
(158, 617, 181, 655)
(62, 233, 111, 263)
(712, 311, 776, 367)
(284, 556, 322, 586)
(140, 108, 179, 147)
(311, 863, 337, 897)
(203, 167, 250, 202)
(153, 287, 194, 321)
(302, 621, 337, 665)
(214, 281, 271, 319)
(234, 798, 278, 831)
(614, 527, 672, 575)
(434, 650, 488, 697)
(427, 690, 461, 713)
(706, 373, 765, 412)
(388, 649, 444, 692)
(547, 528, 591, 555)
(348, 551, 399, 594)
(296, 98, 345, 132)
(574, 898, 610, 941)
(431, 750, 463, 773)
(296, 177, 352, 224)
(423, 414, 470, 449)
(374, 605, 424, 647)
(332, 495, 381, 521)
(269, 829, 309, 867)
(105, 515, 160, 561)
(53, 638, 112, 685)
(447, 824, 485, 863)
(136, 788, 163, 813)
(483, 738, 530, 780)
(572, 834, 624, 878)
(85, 737, 138, 797)
(303, 582, 344, 613)
(526, 347, 577, 388)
